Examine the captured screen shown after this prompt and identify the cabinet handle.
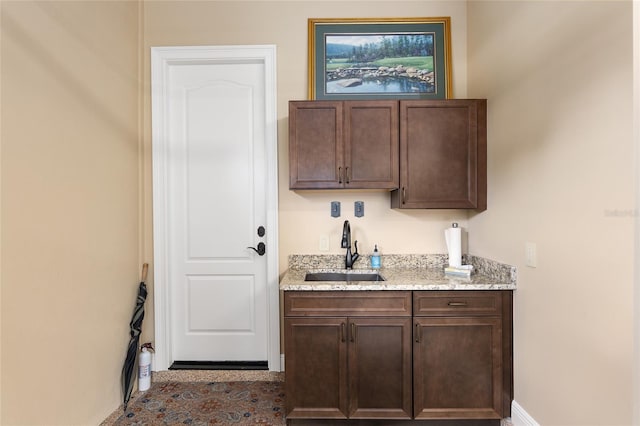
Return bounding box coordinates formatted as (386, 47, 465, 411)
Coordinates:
(338, 167, 343, 184)
(448, 301, 468, 307)
(402, 187, 406, 204)
(345, 167, 350, 184)
(415, 323, 421, 343)
(350, 322, 356, 342)
(341, 322, 346, 342)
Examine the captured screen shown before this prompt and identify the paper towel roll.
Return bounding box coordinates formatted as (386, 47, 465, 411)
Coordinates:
(445, 223, 462, 267)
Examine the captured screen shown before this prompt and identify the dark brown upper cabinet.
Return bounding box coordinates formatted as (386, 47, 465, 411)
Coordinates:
(289, 100, 399, 189)
(391, 99, 487, 211)
(289, 99, 487, 211)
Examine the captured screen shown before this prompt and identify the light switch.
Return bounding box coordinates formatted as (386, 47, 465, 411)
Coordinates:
(525, 242, 537, 268)
(331, 201, 341, 218)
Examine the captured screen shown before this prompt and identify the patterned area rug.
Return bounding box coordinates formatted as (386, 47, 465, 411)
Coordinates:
(110, 381, 285, 425)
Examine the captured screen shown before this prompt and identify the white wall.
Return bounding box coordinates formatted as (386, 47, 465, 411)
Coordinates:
(633, 2, 639, 423)
(467, 1, 635, 424)
(1, 1, 142, 424)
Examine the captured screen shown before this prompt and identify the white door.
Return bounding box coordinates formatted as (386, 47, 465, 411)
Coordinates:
(151, 46, 279, 369)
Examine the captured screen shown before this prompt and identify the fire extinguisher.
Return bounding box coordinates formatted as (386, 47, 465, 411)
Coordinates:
(138, 342, 153, 391)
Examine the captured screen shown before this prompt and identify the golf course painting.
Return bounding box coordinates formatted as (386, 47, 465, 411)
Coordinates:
(325, 34, 435, 95)
(308, 18, 452, 100)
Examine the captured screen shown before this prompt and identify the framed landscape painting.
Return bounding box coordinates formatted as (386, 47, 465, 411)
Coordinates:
(308, 17, 452, 100)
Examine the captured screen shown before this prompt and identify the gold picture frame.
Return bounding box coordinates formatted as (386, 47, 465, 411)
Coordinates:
(308, 17, 452, 100)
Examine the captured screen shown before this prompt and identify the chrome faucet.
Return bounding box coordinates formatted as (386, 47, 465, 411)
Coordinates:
(341, 220, 359, 269)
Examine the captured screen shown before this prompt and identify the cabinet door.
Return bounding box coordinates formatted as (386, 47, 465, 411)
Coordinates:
(344, 101, 399, 189)
(284, 317, 348, 419)
(348, 317, 412, 419)
(289, 101, 344, 189)
(393, 99, 487, 209)
(413, 317, 503, 419)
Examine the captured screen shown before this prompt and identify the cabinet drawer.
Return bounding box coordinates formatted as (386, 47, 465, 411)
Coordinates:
(284, 291, 411, 317)
(413, 291, 502, 317)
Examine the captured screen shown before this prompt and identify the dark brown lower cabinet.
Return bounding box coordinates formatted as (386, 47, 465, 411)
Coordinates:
(285, 317, 348, 419)
(348, 317, 412, 419)
(284, 316, 412, 420)
(413, 317, 502, 419)
(284, 290, 512, 426)
(284, 291, 412, 421)
(413, 291, 513, 422)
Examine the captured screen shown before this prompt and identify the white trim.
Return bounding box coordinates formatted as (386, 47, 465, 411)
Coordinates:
(511, 401, 540, 426)
(151, 46, 171, 371)
(150, 44, 280, 372)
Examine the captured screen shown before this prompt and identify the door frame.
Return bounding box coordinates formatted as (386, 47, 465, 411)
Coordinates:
(150, 45, 280, 371)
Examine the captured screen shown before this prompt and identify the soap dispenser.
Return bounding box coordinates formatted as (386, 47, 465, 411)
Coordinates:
(371, 245, 381, 269)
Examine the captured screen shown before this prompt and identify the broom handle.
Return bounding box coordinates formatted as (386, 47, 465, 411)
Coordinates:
(141, 263, 149, 282)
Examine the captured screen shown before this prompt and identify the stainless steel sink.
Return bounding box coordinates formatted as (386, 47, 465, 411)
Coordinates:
(304, 272, 386, 282)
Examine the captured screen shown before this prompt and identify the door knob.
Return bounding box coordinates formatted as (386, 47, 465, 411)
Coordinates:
(247, 242, 266, 256)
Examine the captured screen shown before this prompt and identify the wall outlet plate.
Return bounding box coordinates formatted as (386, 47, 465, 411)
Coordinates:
(319, 235, 330, 251)
(355, 201, 364, 217)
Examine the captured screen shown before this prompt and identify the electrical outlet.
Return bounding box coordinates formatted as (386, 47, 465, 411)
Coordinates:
(319, 235, 330, 251)
(525, 242, 537, 268)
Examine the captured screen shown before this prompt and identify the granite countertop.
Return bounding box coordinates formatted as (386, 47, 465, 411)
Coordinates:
(279, 254, 517, 291)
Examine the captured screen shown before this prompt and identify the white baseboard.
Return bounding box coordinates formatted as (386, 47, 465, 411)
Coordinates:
(512, 400, 540, 426)
(280, 353, 285, 371)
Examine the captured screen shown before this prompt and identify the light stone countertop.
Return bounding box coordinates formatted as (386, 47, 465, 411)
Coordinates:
(279, 254, 517, 291)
